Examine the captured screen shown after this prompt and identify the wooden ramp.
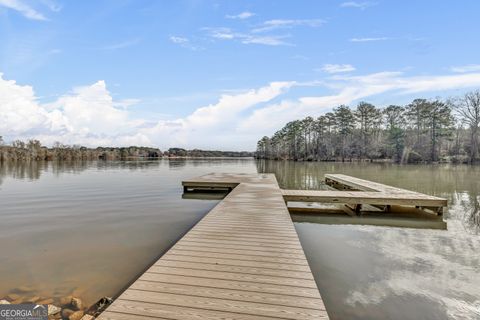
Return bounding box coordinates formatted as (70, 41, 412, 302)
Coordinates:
(283, 174, 447, 216)
(98, 173, 329, 320)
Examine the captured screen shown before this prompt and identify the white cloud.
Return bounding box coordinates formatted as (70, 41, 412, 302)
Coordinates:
(0, 72, 52, 135)
(319, 64, 356, 73)
(169, 36, 189, 44)
(350, 37, 390, 42)
(252, 19, 325, 33)
(340, 1, 377, 9)
(47, 81, 134, 135)
(0, 0, 47, 20)
(0, 73, 143, 146)
(169, 36, 201, 50)
(450, 64, 480, 73)
(3, 71, 480, 150)
(185, 81, 293, 127)
(137, 82, 294, 148)
(204, 17, 323, 46)
(205, 28, 291, 46)
(225, 11, 255, 19)
(238, 71, 480, 135)
(0, 73, 292, 149)
(205, 28, 236, 40)
(241, 35, 291, 46)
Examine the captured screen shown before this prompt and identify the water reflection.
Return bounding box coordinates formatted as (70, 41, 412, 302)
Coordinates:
(257, 160, 480, 320)
(257, 160, 480, 231)
(0, 159, 256, 183)
(1, 159, 479, 319)
(256, 159, 330, 190)
(0, 161, 45, 181)
(168, 159, 188, 168)
(0, 160, 170, 184)
(0, 159, 256, 308)
(452, 192, 480, 235)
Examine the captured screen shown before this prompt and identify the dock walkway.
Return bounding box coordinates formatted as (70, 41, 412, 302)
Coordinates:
(98, 173, 329, 320)
(98, 173, 447, 319)
(283, 174, 447, 216)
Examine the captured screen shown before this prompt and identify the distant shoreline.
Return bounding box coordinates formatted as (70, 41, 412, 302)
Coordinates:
(0, 141, 254, 162)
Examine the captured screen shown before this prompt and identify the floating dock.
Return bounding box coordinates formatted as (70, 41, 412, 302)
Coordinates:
(98, 173, 329, 320)
(283, 174, 447, 216)
(98, 173, 447, 320)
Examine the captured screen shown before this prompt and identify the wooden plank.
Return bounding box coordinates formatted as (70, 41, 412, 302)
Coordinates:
(325, 174, 446, 198)
(191, 226, 300, 238)
(161, 253, 312, 272)
(182, 181, 239, 189)
(181, 235, 303, 249)
(97, 173, 328, 320)
(106, 300, 282, 320)
(130, 280, 323, 310)
(146, 266, 317, 288)
(282, 189, 447, 207)
(201, 216, 294, 225)
(168, 249, 310, 266)
(342, 204, 357, 217)
(99, 311, 171, 320)
(321, 174, 448, 216)
(172, 244, 306, 259)
(186, 231, 299, 246)
(118, 289, 326, 320)
(176, 240, 305, 254)
(153, 260, 314, 280)
(195, 221, 296, 231)
(186, 231, 302, 244)
(138, 273, 321, 299)
(325, 174, 380, 192)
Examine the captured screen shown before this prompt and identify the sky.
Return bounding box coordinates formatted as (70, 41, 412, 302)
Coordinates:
(1, 0, 480, 150)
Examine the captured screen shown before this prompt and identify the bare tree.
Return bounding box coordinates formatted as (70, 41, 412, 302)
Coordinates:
(455, 90, 480, 162)
(355, 102, 381, 159)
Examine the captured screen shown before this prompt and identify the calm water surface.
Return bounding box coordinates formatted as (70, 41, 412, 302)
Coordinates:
(0, 159, 479, 319)
(0, 160, 255, 306)
(258, 160, 480, 320)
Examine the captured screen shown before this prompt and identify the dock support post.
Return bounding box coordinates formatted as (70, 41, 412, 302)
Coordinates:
(437, 206, 444, 216)
(420, 206, 444, 216)
(343, 204, 361, 216)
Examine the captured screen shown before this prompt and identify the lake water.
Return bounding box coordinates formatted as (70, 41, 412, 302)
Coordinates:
(0, 159, 479, 319)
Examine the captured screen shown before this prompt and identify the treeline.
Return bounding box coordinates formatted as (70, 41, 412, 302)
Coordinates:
(0, 140, 162, 162)
(256, 90, 480, 164)
(166, 148, 254, 158)
(0, 139, 254, 162)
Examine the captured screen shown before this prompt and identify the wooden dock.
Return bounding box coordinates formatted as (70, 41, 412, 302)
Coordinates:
(97, 173, 447, 320)
(98, 173, 329, 320)
(283, 174, 447, 216)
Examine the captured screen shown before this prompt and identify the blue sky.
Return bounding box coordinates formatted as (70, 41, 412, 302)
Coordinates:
(1, 0, 480, 150)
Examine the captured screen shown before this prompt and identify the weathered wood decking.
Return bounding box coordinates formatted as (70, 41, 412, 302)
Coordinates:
(283, 174, 447, 216)
(97, 173, 447, 320)
(98, 173, 329, 320)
